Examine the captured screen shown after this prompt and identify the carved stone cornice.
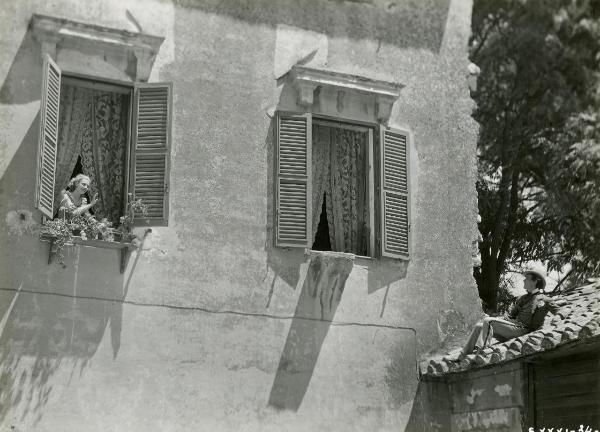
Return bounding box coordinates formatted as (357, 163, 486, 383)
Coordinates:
(31, 14, 164, 82)
(290, 65, 404, 122)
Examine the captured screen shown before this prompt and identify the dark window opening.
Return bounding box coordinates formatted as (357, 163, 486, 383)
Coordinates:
(312, 193, 332, 251)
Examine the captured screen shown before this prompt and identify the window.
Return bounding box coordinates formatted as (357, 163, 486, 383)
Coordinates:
(35, 54, 172, 226)
(310, 120, 374, 256)
(275, 112, 410, 259)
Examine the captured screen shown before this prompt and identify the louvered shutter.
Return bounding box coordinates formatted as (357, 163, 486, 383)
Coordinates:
(275, 113, 312, 247)
(131, 83, 172, 226)
(380, 126, 410, 259)
(35, 54, 61, 218)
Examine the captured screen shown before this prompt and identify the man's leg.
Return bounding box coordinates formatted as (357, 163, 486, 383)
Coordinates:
(480, 317, 527, 347)
(456, 321, 483, 358)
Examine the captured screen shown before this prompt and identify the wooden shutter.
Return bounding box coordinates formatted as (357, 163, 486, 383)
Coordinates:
(532, 353, 600, 429)
(35, 54, 61, 218)
(275, 113, 312, 247)
(131, 83, 172, 226)
(380, 126, 410, 259)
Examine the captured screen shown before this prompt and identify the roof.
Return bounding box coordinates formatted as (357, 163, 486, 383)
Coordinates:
(421, 279, 600, 377)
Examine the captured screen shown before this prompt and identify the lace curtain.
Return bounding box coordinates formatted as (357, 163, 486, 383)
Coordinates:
(54, 85, 90, 211)
(54, 84, 128, 224)
(312, 125, 368, 255)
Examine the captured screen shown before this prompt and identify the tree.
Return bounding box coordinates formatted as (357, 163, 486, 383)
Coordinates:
(470, 0, 600, 310)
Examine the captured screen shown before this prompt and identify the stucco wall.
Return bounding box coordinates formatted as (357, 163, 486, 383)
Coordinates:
(0, 0, 479, 430)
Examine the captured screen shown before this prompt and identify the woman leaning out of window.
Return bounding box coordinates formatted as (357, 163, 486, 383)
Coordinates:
(59, 174, 106, 236)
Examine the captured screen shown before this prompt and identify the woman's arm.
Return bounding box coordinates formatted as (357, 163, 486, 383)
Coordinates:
(70, 194, 98, 216)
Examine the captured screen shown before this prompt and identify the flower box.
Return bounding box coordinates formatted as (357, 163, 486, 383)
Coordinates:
(41, 230, 136, 273)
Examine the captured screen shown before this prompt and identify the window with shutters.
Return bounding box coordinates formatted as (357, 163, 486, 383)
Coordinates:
(275, 112, 411, 260)
(35, 54, 172, 228)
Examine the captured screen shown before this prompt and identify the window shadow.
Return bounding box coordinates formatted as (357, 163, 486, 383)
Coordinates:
(0, 29, 42, 105)
(367, 258, 409, 294)
(267, 252, 353, 411)
(0, 253, 127, 426)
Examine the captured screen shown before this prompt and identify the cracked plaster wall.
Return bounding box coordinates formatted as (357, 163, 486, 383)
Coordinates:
(0, 0, 480, 430)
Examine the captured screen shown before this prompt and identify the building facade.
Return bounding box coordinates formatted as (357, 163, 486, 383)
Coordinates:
(0, 0, 480, 430)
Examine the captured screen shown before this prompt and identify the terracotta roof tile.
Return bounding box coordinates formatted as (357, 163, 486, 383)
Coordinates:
(508, 339, 523, 351)
(541, 334, 561, 349)
(421, 279, 600, 377)
(560, 329, 579, 343)
(489, 351, 502, 363)
(505, 348, 521, 360)
(579, 321, 600, 338)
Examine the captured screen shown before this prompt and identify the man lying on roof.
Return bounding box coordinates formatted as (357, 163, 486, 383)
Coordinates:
(448, 269, 559, 362)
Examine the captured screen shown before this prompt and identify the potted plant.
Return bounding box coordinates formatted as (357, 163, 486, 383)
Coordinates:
(116, 193, 149, 242)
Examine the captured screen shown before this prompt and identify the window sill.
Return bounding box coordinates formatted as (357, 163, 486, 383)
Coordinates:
(70, 237, 134, 250)
(305, 249, 356, 260)
(304, 250, 380, 269)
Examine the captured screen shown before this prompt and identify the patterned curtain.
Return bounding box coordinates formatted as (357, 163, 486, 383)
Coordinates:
(311, 125, 368, 255)
(328, 128, 368, 255)
(80, 90, 128, 224)
(54, 85, 93, 213)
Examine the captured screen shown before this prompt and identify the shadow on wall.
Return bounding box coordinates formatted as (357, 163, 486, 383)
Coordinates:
(0, 29, 43, 105)
(0, 111, 40, 212)
(172, 0, 451, 53)
(268, 252, 353, 411)
(0, 247, 128, 426)
(404, 379, 451, 432)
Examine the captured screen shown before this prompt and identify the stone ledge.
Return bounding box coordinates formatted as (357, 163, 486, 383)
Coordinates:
(290, 65, 404, 122)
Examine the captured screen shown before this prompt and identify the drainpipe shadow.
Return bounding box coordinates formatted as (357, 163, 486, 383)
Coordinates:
(268, 252, 353, 411)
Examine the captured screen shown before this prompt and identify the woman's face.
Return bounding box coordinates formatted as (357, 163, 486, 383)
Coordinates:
(76, 178, 90, 195)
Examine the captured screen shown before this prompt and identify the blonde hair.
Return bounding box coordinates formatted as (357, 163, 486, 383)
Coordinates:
(66, 174, 91, 192)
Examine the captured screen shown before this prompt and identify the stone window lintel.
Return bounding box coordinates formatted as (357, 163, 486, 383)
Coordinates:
(31, 14, 164, 82)
(290, 65, 404, 122)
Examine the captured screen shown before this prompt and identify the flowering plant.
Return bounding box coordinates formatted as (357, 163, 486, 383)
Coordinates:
(117, 193, 149, 236)
(39, 218, 76, 266)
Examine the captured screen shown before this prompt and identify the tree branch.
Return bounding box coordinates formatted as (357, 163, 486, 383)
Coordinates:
(552, 268, 574, 293)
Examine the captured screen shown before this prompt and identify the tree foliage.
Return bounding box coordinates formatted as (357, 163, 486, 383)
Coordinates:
(470, 0, 600, 309)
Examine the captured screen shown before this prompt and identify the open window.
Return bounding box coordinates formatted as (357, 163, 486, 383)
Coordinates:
(35, 54, 172, 227)
(275, 112, 411, 259)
